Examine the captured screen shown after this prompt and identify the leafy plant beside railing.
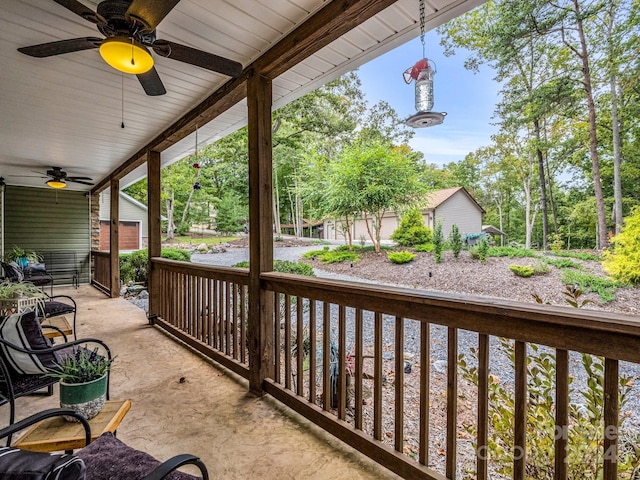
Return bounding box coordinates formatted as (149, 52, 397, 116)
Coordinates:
(120, 248, 192, 285)
(561, 269, 621, 304)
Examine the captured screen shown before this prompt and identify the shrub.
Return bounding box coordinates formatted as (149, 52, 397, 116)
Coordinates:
(551, 251, 601, 261)
(531, 260, 551, 275)
(433, 223, 443, 263)
(509, 264, 534, 277)
(449, 224, 462, 259)
(468, 246, 479, 260)
(119, 248, 191, 285)
(543, 257, 580, 269)
(477, 238, 488, 263)
(390, 209, 432, 246)
(387, 251, 415, 264)
(234, 260, 315, 276)
(415, 243, 435, 253)
(603, 206, 640, 285)
(561, 269, 620, 303)
(302, 248, 360, 264)
(548, 233, 564, 252)
(487, 246, 537, 258)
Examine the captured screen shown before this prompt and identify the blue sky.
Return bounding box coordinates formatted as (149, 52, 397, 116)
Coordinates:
(357, 30, 501, 166)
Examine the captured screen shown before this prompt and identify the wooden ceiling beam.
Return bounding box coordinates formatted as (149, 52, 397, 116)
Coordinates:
(92, 0, 400, 193)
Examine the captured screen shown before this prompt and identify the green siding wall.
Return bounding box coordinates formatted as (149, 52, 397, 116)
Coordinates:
(4, 186, 90, 285)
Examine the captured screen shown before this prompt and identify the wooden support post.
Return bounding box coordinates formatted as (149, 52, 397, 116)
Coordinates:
(147, 150, 161, 319)
(248, 72, 274, 395)
(109, 178, 120, 298)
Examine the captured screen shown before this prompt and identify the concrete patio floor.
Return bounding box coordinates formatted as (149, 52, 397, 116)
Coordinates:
(16, 286, 401, 479)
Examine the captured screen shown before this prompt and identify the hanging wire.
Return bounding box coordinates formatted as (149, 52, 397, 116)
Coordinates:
(121, 72, 125, 128)
(194, 123, 199, 160)
(419, 0, 426, 59)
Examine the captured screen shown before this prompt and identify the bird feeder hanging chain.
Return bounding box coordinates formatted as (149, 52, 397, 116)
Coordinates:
(419, 0, 426, 59)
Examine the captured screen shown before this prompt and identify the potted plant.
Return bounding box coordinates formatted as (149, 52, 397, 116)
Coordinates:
(47, 347, 114, 422)
(0, 280, 46, 312)
(4, 245, 41, 269)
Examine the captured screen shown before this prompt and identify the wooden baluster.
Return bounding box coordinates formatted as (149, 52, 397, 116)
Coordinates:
(297, 297, 304, 396)
(284, 294, 292, 390)
(395, 316, 404, 453)
(555, 349, 568, 480)
(225, 282, 232, 355)
(309, 299, 316, 404)
(217, 279, 223, 350)
(514, 341, 527, 480)
(338, 305, 346, 420)
(232, 283, 238, 359)
(603, 358, 619, 480)
(446, 327, 458, 479)
(323, 302, 331, 411)
(240, 285, 246, 363)
(374, 312, 383, 441)
(355, 308, 363, 430)
(419, 321, 430, 466)
(205, 278, 212, 346)
(477, 334, 489, 480)
(274, 291, 281, 383)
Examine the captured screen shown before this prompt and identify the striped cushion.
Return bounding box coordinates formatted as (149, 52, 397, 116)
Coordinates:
(0, 446, 85, 479)
(0, 310, 62, 375)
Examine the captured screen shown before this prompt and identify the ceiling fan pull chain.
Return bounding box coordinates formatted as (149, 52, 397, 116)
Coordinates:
(130, 37, 135, 67)
(121, 72, 125, 129)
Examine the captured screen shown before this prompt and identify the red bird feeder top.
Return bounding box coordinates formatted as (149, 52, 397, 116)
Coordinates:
(403, 58, 430, 84)
(192, 162, 200, 169)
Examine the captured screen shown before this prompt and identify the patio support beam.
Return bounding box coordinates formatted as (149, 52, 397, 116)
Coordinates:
(247, 72, 274, 395)
(147, 150, 162, 318)
(109, 178, 120, 298)
(91, 0, 399, 194)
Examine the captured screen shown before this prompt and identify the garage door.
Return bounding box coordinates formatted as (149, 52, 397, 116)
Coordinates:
(99, 220, 140, 250)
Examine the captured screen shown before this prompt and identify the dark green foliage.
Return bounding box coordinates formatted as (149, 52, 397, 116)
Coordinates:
(47, 347, 114, 384)
(215, 191, 247, 233)
(414, 243, 435, 253)
(449, 224, 462, 259)
(387, 251, 415, 264)
(433, 223, 443, 263)
(119, 248, 191, 285)
(543, 257, 580, 269)
(487, 246, 538, 258)
(509, 264, 534, 277)
(390, 209, 432, 246)
(561, 269, 620, 303)
(234, 260, 315, 277)
(477, 238, 489, 263)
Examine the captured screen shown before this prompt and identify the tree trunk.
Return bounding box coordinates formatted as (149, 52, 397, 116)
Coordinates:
(344, 216, 353, 249)
(273, 172, 281, 234)
(533, 119, 549, 250)
(165, 191, 175, 241)
(611, 77, 623, 234)
(362, 212, 379, 253)
(573, 0, 608, 248)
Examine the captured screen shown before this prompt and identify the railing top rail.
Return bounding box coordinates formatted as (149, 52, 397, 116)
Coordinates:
(261, 272, 640, 362)
(152, 257, 249, 284)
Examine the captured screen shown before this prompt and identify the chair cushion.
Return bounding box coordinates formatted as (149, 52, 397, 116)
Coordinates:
(77, 432, 200, 480)
(0, 446, 85, 480)
(0, 311, 62, 375)
(43, 301, 75, 317)
(2, 262, 23, 282)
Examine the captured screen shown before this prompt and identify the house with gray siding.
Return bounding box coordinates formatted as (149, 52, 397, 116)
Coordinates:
(98, 191, 150, 251)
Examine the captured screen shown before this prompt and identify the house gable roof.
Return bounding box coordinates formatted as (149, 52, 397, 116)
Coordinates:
(425, 187, 486, 214)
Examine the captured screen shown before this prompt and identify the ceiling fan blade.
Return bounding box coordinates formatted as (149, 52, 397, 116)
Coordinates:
(69, 179, 95, 186)
(152, 40, 242, 78)
(53, 0, 104, 24)
(126, 0, 181, 32)
(137, 67, 166, 96)
(18, 37, 102, 58)
(66, 176, 93, 181)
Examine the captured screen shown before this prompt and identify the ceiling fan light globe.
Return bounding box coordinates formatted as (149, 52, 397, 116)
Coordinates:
(46, 179, 67, 189)
(99, 37, 154, 75)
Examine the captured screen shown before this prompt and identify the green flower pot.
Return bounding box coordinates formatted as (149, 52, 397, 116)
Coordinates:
(60, 374, 108, 422)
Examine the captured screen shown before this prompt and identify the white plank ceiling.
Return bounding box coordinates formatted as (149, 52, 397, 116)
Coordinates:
(0, 0, 482, 191)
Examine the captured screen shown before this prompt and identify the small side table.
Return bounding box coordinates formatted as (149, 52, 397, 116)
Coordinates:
(13, 399, 131, 453)
(41, 315, 73, 339)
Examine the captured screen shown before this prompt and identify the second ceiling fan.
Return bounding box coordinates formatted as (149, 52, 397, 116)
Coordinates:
(18, 0, 243, 96)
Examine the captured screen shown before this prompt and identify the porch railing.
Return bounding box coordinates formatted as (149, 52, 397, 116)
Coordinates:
(151, 258, 640, 480)
(90, 250, 111, 294)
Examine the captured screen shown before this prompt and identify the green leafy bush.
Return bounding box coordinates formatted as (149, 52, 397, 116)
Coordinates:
(433, 223, 443, 263)
(603, 206, 640, 285)
(543, 257, 581, 269)
(487, 246, 538, 258)
(120, 248, 191, 284)
(468, 246, 479, 260)
(550, 251, 601, 261)
(390, 209, 432, 246)
(387, 251, 415, 264)
(548, 233, 564, 252)
(509, 264, 534, 277)
(531, 260, 551, 275)
(234, 260, 315, 276)
(477, 238, 488, 263)
(449, 224, 462, 259)
(414, 243, 435, 253)
(561, 269, 620, 303)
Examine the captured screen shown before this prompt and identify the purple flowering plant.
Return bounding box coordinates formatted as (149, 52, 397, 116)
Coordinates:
(47, 346, 114, 384)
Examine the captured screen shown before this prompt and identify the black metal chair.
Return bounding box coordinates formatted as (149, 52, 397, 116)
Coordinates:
(0, 311, 111, 445)
(38, 293, 78, 340)
(0, 409, 209, 480)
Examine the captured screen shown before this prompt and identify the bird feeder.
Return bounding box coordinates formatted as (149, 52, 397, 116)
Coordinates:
(404, 58, 446, 128)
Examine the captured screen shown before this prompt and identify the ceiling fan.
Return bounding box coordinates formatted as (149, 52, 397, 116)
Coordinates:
(17, 0, 243, 96)
(24, 167, 95, 189)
